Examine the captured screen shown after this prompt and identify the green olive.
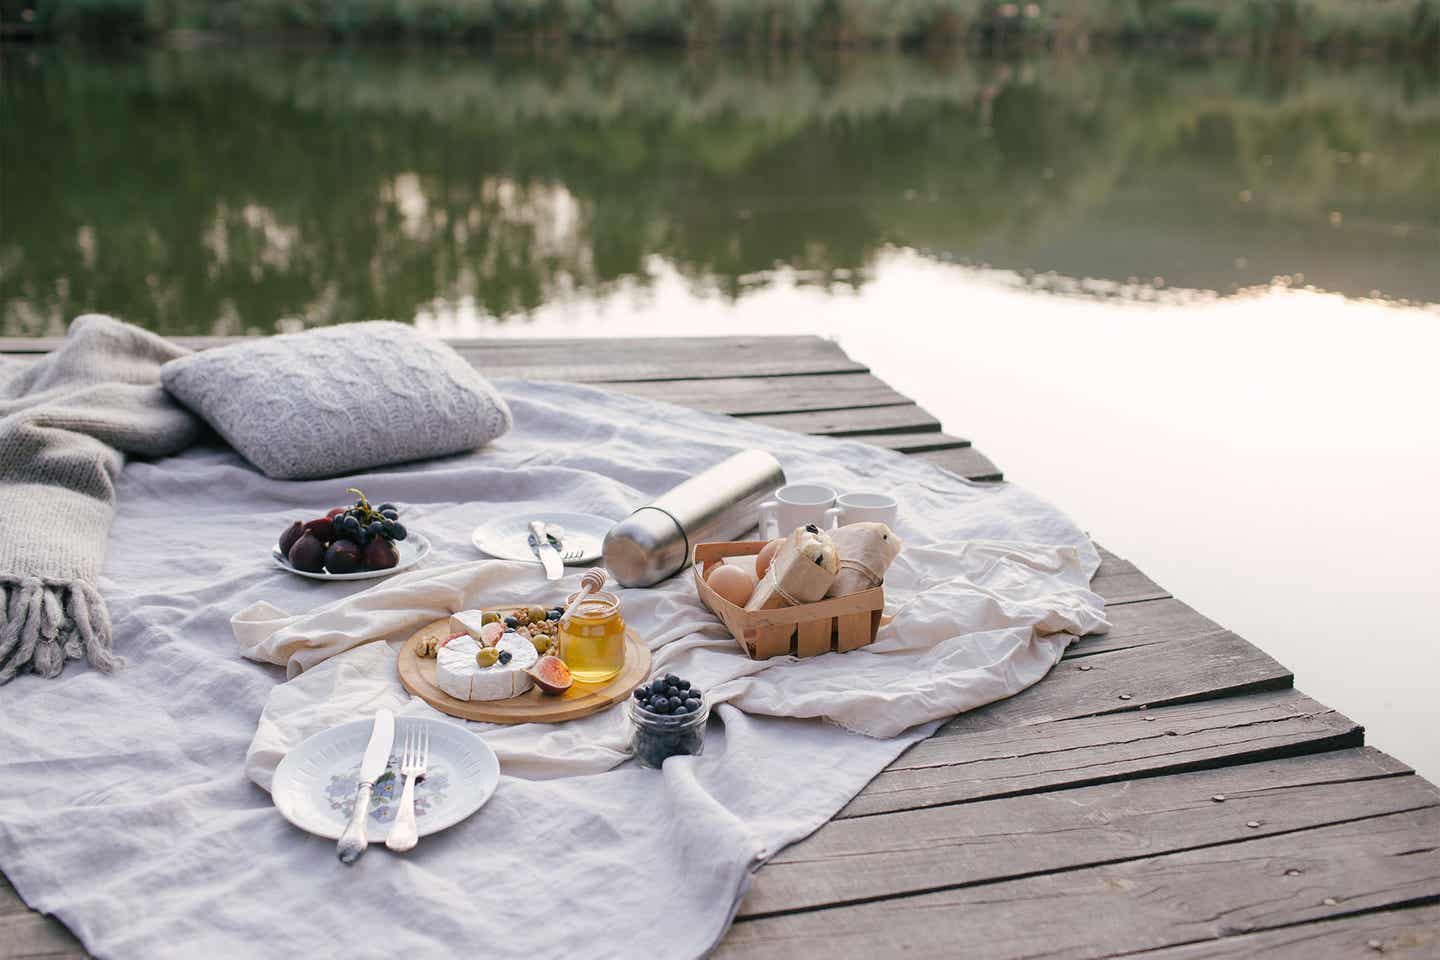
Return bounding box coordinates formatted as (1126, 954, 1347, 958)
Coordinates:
(475, 648, 500, 668)
(526, 605, 548, 623)
(531, 636, 549, 655)
(480, 611, 501, 625)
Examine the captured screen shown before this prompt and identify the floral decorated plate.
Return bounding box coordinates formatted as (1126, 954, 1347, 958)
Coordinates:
(271, 716, 499, 842)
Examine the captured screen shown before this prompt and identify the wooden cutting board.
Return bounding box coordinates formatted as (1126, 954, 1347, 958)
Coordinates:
(396, 613, 651, 724)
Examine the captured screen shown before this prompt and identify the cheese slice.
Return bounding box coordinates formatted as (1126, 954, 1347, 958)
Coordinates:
(448, 609, 489, 641)
(435, 632, 538, 702)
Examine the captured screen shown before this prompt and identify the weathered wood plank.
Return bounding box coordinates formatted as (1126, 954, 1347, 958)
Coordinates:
(1062, 596, 1228, 660)
(740, 748, 1422, 917)
(934, 630, 1292, 737)
(1090, 544, 1171, 604)
(0, 908, 86, 960)
(719, 804, 1440, 959)
(745, 404, 942, 437)
(1115, 902, 1440, 959)
(841, 689, 1361, 818)
(839, 432, 970, 453)
(915, 446, 1003, 482)
(603, 373, 911, 416)
(1, 335, 867, 382)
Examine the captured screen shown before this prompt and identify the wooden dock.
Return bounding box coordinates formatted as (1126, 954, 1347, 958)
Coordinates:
(2, 335, 1436, 959)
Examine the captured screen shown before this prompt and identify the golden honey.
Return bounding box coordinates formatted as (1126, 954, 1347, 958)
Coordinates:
(559, 591, 626, 683)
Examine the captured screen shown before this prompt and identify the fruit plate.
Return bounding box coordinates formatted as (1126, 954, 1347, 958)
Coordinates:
(271, 715, 499, 842)
(470, 512, 611, 565)
(272, 531, 431, 581)
(397, 612, 651, 724)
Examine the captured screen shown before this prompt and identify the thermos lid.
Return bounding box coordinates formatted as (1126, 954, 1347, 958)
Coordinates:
(603, 507, 691, 587)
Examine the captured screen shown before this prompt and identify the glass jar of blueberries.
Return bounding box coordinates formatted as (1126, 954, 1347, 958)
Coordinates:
(628, 674, 708, 768)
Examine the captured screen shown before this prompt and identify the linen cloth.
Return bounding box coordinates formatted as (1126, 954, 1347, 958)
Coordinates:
(0, 379, 1107, 960)
(0, 315, 200, 682)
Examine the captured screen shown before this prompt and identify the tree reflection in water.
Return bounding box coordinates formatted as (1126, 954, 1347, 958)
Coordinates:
(3, 49, 1437, 336)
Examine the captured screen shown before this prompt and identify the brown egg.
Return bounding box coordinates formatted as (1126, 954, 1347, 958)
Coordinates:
(755, 538, 784, 580)
(707, 564, 757, 607)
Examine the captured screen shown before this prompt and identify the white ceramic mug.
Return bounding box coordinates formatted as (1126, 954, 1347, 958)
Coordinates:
(825, 492, 899, 529)
(757, 484, 837, 539)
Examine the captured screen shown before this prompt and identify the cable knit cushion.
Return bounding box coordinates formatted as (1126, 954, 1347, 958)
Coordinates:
(160, 322, 511, 479)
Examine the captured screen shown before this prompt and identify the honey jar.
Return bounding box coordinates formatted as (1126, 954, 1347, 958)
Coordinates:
(559, 590, 625, 683)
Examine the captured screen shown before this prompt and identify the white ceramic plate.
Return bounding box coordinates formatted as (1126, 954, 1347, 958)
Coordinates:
(471, 512, 612, 565)
(272, 716, 499, 842)
(272, 531, 431, 581)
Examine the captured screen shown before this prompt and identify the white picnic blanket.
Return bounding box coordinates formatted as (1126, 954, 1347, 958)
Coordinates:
(0, 380, 1107, 960)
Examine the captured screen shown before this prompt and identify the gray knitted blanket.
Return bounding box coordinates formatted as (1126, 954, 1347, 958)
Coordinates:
(0, 315, 200, 683)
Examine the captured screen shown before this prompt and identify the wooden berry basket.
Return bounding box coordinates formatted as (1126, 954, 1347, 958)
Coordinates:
(693, 540, 884, 660)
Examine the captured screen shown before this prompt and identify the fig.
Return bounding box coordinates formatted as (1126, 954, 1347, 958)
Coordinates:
(325, 539, 364, 575)
(278, 521, 304, 556)
(364, 537, 399, 571)
(303, 516, 335, 544)
(326, 507, 346, 519)
(287, 533, 326, 573)
(528, 655, 572, 696)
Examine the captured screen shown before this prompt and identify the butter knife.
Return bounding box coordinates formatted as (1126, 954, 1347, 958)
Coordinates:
(529, 519, 563, 580)
(337, 708, 395, 864)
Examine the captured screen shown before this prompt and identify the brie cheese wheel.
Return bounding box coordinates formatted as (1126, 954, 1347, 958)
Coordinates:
(435, 632, 538, 702)
(448, 609, 489, 641)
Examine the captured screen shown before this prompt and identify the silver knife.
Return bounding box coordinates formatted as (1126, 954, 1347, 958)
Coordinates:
(529, 519, 563, 581)
(337, 709, 395, 864)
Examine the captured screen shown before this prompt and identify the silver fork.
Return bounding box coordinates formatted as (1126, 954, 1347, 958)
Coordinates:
(546, 523, 586, 565)
(385, 727, 429, 853)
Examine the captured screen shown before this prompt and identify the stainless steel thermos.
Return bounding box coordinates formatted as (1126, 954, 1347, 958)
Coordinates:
(603, 449, 785, 587)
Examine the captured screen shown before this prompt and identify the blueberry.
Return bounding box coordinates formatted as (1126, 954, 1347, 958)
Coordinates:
(650, 679, 668, 695)
(504, 616, 519, 628)
(634, 687, 647, 701)
(498, 650, 512, 665)
(665, 685, 680, 698)
(648, 699, 670, 715)
(546, 610, 561, 621)
(683, 698, 701, 713)
(687, 688, 703, 701)
(677, 679, 690, 691)
(664, 674, 679, 685)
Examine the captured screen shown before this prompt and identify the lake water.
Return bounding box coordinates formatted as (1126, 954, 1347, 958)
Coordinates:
(4, 48, 1438, 778)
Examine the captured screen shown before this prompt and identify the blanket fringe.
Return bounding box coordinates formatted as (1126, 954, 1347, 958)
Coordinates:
(0, 578, 119, 684)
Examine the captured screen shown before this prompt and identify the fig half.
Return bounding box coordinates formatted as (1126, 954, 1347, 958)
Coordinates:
(528, 655, 572, 696)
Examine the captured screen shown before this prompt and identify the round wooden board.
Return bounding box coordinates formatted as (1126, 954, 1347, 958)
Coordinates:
(397, 614, 652, 724)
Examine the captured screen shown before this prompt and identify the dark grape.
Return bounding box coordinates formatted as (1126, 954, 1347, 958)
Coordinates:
(390, 523, 407, 541)
(377, 503, 396, 513)
(366, 521, 383, 538)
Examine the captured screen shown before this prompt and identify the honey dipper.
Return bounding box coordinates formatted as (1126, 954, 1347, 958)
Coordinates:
(558, 568, 609, 626)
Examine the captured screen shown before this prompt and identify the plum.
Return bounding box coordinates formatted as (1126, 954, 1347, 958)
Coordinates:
(287, 533, 326, 573)
(278, 521, 304, 556)
(325, 539, 364, 575)
(364, 537, 399, 571)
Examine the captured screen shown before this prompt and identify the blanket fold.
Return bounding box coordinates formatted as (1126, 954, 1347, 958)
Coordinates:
(0, 315, 200, 682)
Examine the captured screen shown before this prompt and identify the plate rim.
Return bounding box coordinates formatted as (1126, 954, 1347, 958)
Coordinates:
(271, 715, 499, 841)
(470, 511, 613, 564)
(271, 530, 431, 581)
